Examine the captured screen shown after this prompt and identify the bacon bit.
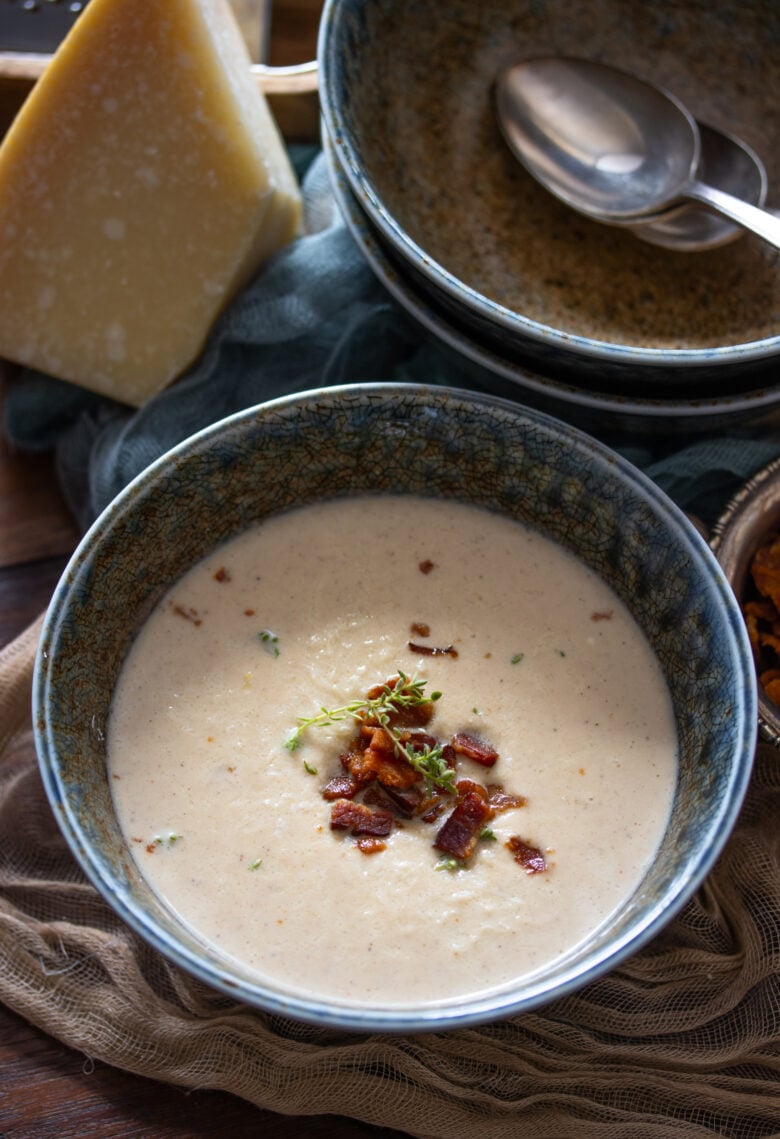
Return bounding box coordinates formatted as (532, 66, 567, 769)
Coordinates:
(397, 729, 438, 751)
(506, 835, 547, 874)
(355, 837, 387, 855)
(590, 610, 613, 621)
(366, 725, 394, 752)
(419, 559, 435, 574)
(391, 701, 436, 728)
(363, 782, 425, 818)
(434, 791, 494, 861)
(244, 608, 256, 616)
(172, 604, 202, 626)
(455, 778, 489, 801)
(764, 669, 780, 704)
(451, 732, 499, 767)
(410, 622, 431, 637)
(486, 784, 527, 812)
(420, 799, 447, 823)
(330, 798, 394, 837)
(367, 751, 420, 790)
(361, 784, 397, 811)
(345, 726, 424, 794)
(441, 742, 456, 766)
(361, 728, 420, 789)
(340, 749, 379, 789)
(362, 677, 436, 727)
(145, 843, 156, 854)
(213, 567, 231, 582)
(409, 641, 459, 658)
(366, 675, 402, 699)
(322, 773, 361, 801)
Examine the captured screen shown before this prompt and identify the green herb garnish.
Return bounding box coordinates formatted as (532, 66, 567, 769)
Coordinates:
(511, 652, 524, 665)
(248, 857, 263, 871)
(479, 827, 497, 842)
(285, 671, 453, 793)
(153, 832, 182, 847)
(258, 629, 280, 657)
(435, 856, 463, 873)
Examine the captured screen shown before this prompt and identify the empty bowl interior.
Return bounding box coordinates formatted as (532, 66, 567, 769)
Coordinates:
(321, 0, 780, 380)
(34, 385, 756, 1030)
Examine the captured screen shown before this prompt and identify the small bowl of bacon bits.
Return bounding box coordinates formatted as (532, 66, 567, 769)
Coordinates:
(711, 456, 780, 748)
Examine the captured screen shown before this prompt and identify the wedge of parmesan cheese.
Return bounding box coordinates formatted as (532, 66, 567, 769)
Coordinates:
(0, 0, 302, 407)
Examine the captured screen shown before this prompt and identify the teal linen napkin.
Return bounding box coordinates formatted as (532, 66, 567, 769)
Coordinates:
(4, 146, 779, 532)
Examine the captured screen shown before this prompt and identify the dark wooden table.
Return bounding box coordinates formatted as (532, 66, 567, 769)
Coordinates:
(0, 4, 406, 1135)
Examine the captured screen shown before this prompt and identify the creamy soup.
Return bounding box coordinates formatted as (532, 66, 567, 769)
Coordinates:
(108, 495, 677, 1007)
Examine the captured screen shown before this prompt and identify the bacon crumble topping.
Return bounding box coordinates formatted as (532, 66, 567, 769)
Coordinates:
(330, 799, 394, 837)
(505, 835, 547, 874)
(451, 732, 499, 767)
(433, 790, 494, 862)
(319, 676, 537, 867)
(408, 641, 459, 658)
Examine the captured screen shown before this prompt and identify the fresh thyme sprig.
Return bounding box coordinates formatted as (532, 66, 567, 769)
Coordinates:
(392, 732, 456, 794)
(284, 671, 454, 793)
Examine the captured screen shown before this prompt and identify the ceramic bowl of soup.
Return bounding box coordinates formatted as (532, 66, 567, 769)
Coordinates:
(34, 384, 756, 1032)
(319, 0, 780, 390)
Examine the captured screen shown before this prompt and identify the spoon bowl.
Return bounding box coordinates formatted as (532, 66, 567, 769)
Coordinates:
(495, 57, 780, 250)
(632, 123, 768, 251)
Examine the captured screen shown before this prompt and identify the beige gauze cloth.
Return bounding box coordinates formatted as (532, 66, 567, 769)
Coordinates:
(1, 617, 779, 1139)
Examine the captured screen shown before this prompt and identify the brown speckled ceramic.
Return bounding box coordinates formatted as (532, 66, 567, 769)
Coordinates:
(320, 0, 780, 387)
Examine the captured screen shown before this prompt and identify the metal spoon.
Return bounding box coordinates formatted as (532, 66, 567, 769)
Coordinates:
(495, 57, 780, 250)
(632, 123, 767, 251)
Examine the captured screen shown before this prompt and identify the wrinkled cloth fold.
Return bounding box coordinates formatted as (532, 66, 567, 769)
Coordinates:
(1, 615, 779, 1138)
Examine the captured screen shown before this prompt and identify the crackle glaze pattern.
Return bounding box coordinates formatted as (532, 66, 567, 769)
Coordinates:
(320, 0, 780, 386)
(34, 386, 757, 1030)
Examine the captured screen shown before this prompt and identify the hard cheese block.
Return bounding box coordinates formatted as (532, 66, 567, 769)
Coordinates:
(0, 0, 302, 407)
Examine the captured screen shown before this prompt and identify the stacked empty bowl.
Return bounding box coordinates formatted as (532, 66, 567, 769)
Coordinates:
(318, 0, 780, 437)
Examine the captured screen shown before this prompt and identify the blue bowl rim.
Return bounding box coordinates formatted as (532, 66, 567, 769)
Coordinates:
(33, 382, 758, 1032)
(317, 0, 780, 372)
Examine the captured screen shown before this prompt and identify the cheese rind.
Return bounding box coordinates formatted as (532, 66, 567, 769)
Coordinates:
(0, 0, 302, 407)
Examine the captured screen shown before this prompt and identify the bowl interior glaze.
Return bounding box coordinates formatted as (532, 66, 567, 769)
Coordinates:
(324, 133, 780, 440)
(320, 0, 780, 384)
(35, 385, 757, 1030)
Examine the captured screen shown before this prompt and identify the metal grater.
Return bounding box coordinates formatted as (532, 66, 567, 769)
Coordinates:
(1, 0, 269, 60)
(0, 0, 88, 53)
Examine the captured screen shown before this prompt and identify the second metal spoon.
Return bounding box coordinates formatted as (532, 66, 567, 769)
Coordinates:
(631, 123, 767, 251)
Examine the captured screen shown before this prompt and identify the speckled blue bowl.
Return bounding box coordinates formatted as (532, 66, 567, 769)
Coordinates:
(34, 384, 757, 1032)
(319, 0, 780, 390)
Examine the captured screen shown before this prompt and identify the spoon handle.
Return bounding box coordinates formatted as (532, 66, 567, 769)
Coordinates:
(685, 181, 780, 249)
